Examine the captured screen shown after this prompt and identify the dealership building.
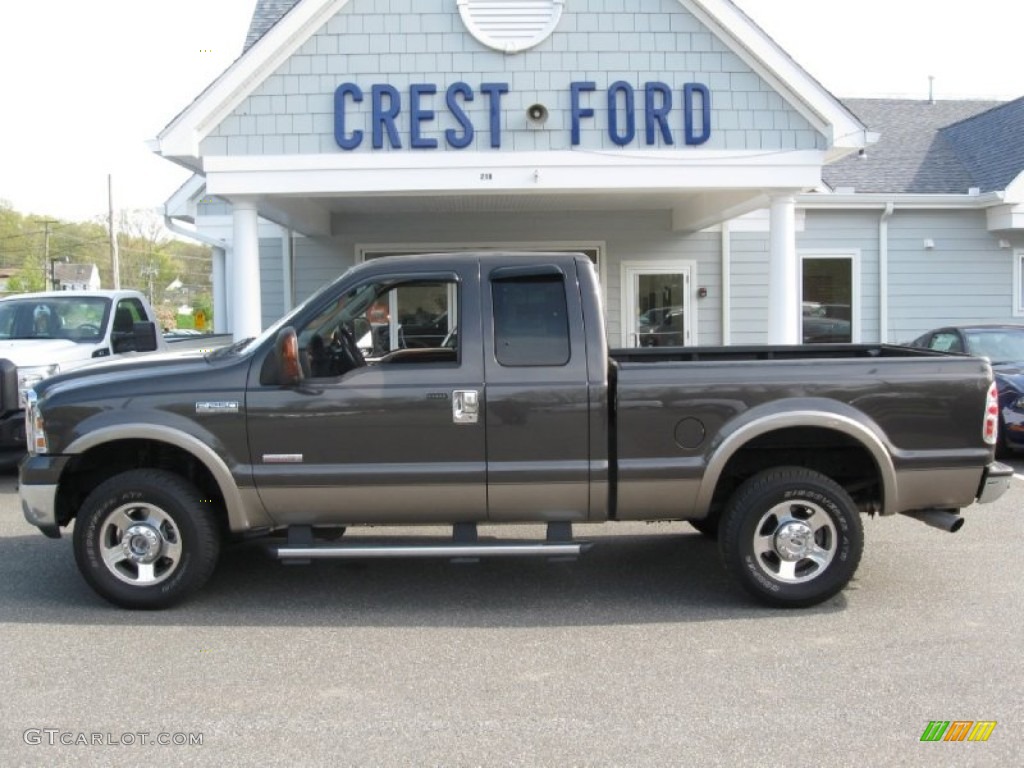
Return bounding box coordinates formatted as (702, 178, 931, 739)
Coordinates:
(155, 0, 1024, 345)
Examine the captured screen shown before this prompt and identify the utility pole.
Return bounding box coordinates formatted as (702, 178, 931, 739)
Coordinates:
(108, 174, 121, 288)
(40, 219, 58, 289)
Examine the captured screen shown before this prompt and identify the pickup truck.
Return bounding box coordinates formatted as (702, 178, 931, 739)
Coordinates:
(18, 253, 1013, 609)
(0, 289, 165, 466)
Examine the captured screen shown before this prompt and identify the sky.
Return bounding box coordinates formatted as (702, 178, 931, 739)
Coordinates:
(0, 0, 1021, 224)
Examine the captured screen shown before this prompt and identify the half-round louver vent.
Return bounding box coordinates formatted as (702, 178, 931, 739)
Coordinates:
(458, 0, 565, 54)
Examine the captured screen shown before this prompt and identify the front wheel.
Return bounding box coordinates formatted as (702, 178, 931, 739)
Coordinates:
(719, 467, 863, 608)
(73, 470, 221, 609)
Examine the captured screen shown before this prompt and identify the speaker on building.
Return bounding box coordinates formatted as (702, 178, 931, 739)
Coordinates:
(526, 103, 549, 125)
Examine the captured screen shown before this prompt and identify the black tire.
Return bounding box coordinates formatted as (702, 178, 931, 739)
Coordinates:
(719, 467, 863, 608)
(73, 469, 221, 609)
(688, 515, 719, 539)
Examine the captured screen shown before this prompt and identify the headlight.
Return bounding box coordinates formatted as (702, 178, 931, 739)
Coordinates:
(24, 389, 48, 455)
(1013, 396, 1024, 410)
(18, 364, 59, 405)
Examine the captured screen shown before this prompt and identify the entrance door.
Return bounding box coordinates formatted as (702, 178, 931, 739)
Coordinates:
(622, 263, 693, 347)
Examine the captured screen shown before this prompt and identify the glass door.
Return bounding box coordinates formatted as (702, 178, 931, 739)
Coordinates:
(623, 264, 692, 347)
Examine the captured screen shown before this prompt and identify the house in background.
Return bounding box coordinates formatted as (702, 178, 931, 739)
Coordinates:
(0, 267, 20, 295)
(52, 263, 101, 292)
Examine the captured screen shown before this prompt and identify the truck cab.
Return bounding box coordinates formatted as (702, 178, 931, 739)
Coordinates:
(0, 290, 165, 464)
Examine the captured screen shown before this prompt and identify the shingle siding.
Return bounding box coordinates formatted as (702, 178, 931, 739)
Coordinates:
(207, 0, 826, 157)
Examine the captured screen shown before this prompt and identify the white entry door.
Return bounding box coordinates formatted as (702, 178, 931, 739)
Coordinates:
(622, 263, 694, 348)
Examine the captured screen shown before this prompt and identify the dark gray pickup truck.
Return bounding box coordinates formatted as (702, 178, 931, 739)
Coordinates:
(18, 252, 1012, 609)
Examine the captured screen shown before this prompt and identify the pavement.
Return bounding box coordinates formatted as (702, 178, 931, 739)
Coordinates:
(0, 463, 1021, 767)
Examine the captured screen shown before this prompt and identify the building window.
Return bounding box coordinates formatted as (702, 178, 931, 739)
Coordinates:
(800, 254, 857, 344)
(1014, 250, 1024, 317)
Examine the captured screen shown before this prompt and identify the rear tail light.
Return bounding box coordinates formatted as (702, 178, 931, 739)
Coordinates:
(983, 381, 999, 446)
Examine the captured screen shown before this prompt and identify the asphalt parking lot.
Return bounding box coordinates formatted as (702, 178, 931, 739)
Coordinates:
(0, 464, 1021, 767)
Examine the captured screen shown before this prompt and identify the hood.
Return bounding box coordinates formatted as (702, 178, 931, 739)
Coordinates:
(37, 348, 215, 400)
(0, 338, 85, 367)
(993, 363, 1024, 393)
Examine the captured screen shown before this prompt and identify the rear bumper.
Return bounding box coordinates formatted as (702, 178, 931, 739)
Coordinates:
(977, 461, 1014, 504)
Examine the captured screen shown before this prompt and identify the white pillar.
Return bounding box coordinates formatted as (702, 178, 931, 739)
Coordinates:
(212, 247, 228, 334)
(768, 195, 799, 344)
(232, 202, 263, 341)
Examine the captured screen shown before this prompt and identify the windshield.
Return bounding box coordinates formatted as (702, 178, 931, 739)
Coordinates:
(964, 329, 1024, 364)
(0, 297, 111, 342)
(207, 276, 349, 360)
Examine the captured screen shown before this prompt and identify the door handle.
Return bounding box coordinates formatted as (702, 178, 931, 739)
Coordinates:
(453, 390, 479, 425)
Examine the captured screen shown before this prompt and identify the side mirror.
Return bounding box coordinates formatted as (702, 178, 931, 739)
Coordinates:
(111, 321, 158, 354)
(275, 327, 304, 386)
(132, 321, 158, 353)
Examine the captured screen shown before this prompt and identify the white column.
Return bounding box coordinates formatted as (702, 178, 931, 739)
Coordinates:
(211, 247, 228, 334)
(768, 195, 799, 344)
(232, 201, 263, 341)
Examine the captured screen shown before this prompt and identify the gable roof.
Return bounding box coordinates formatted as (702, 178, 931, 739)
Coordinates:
(823, 98, 1014, 194)
(244, 0, 301, 52)
(155, 0, 869, 165)
(941, 96, 1024, 193)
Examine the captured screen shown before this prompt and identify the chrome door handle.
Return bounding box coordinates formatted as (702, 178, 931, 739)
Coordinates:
(453, 390, 479, 425)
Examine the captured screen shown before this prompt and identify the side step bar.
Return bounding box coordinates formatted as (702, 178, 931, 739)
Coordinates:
(274, 522, 591, 563)
(276, 542, 589, 560)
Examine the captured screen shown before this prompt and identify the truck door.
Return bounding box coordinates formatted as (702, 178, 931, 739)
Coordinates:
(245, 266, 486, 525)
(482, 262, 592, 521)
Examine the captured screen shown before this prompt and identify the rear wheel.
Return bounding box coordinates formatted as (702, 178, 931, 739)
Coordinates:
(73, 470, 220, 609)
(719, 467, 863, 608)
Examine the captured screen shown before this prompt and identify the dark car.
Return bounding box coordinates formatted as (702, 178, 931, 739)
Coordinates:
(909, 324, 1024, 454)
(638, 308, 685, 346)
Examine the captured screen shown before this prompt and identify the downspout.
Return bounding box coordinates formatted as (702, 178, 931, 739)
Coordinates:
(879, 202, 895, 343)
(164, 212, 232, 334)
(281, 226, 294, 314)
(721, 221, 731, 345)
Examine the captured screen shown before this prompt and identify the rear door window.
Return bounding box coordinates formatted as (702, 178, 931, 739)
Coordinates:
(491, 274, 570, 367)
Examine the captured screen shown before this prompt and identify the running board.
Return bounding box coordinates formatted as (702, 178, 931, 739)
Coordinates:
(274, 522, 589, 563)
(275, 542, 589, 560)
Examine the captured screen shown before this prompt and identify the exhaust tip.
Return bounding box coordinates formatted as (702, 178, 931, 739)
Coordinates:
(901, 510, 964, 533)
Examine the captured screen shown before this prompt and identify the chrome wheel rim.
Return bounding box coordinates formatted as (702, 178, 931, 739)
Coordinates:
(98, 503, 183, 586)
(752, 500, 837, 584)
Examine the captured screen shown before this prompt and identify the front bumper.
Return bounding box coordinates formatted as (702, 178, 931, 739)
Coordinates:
(977, 461, 1014, 504)
(0, 409, 26, 464)
(19, 454, 70, 539)
(21, 482, 60, 538)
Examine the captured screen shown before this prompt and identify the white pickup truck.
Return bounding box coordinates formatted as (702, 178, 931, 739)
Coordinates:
(0, 290, 167, 465)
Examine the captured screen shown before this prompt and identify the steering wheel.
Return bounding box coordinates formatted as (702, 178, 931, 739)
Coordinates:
(77, 323, 101, 338)
(331, 326, 366, 374)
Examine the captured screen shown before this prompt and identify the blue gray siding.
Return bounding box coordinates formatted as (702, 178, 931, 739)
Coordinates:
(260, 210, 724, 343)
(886, 210, 1015, 342)
(201, 0, 825, 157)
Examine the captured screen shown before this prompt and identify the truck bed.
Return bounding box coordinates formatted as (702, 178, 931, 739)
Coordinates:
(609, 343, 948, 363)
